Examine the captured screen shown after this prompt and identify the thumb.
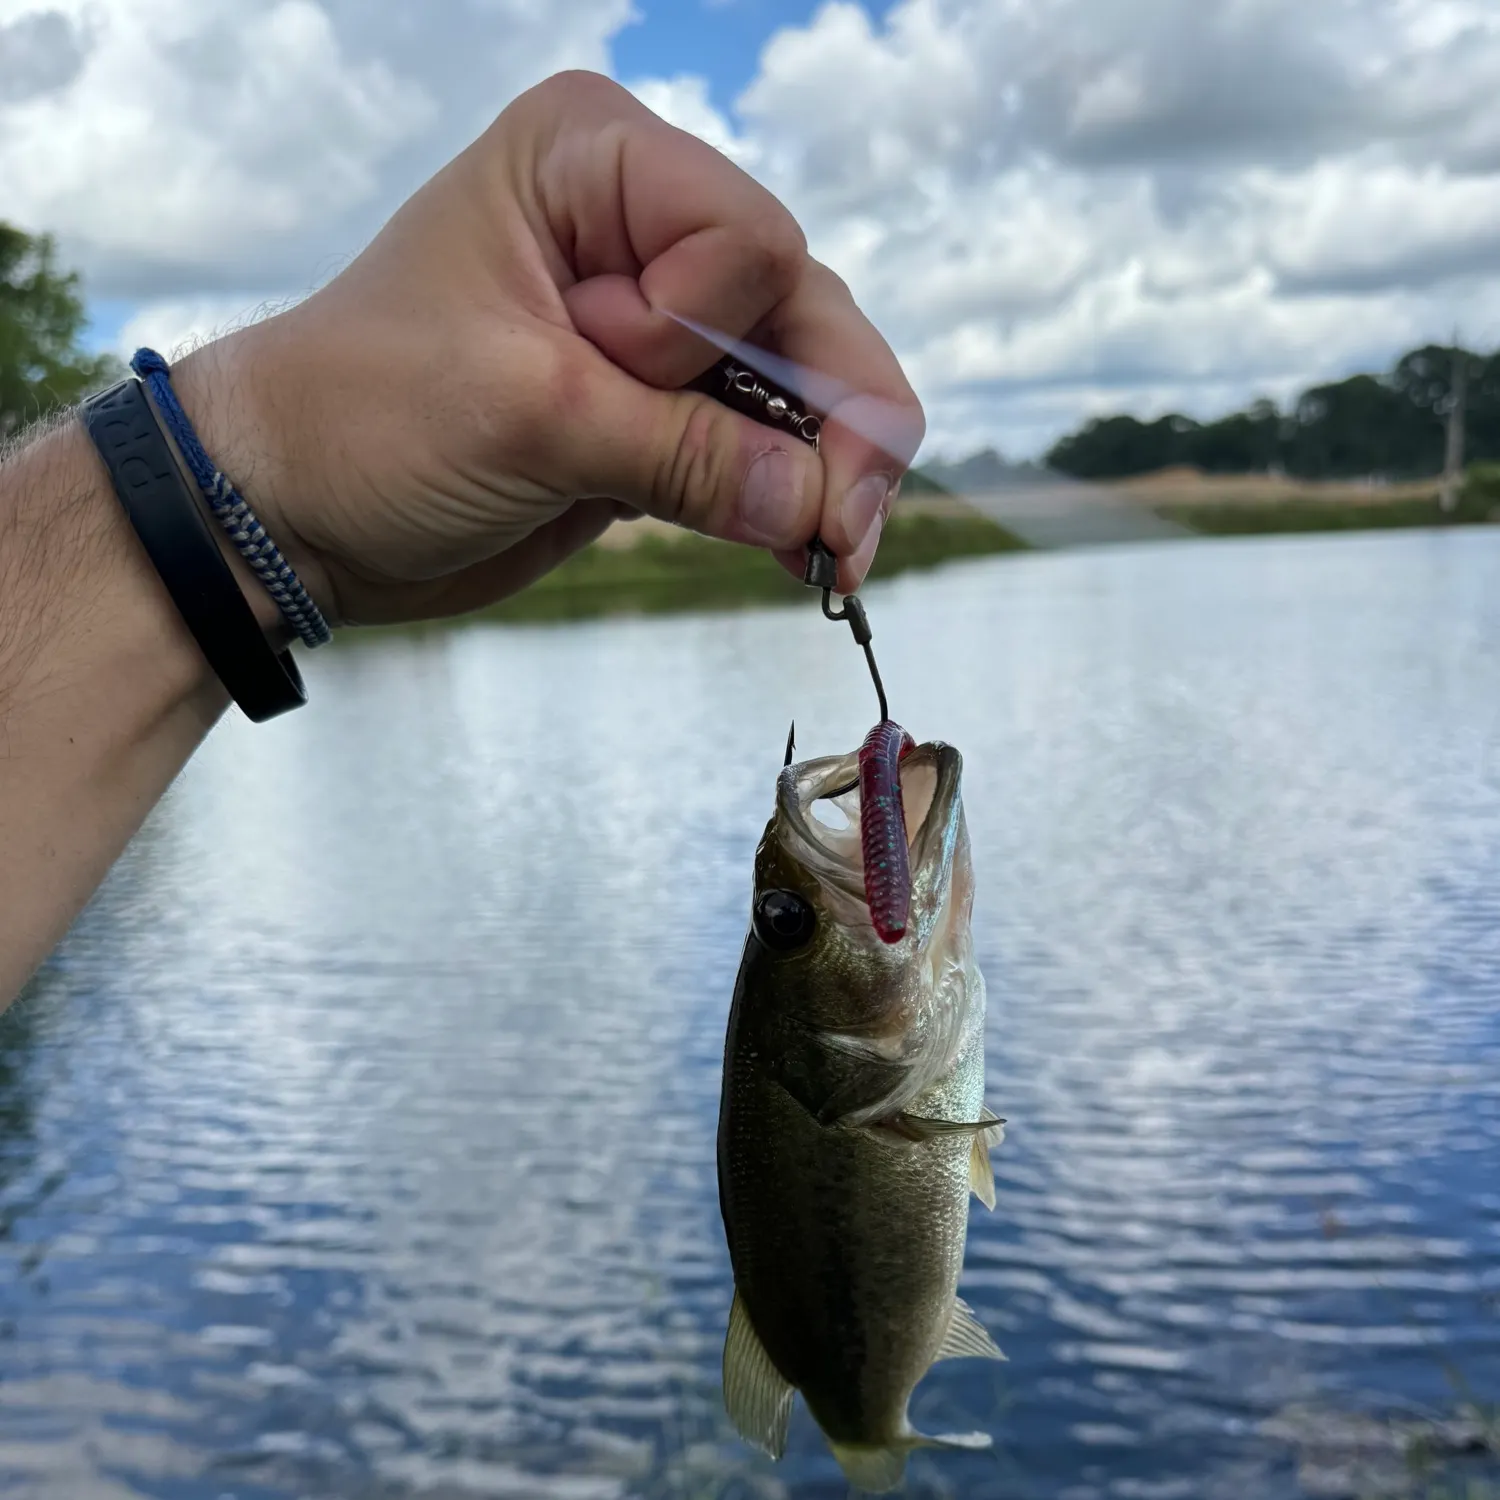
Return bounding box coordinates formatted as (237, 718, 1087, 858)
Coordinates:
(548, 346, 826, 551)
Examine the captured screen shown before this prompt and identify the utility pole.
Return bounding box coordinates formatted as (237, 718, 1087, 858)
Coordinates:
(1440, 334, 1467, 515)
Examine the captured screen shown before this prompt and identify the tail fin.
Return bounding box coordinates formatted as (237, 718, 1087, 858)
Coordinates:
(829, 1430, 993, 1492)
(829, 1443, 908, 1493)
(922, 1430, 993, 1452)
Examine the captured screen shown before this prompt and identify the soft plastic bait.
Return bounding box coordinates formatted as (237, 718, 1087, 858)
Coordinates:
(858, 719, 916, 943)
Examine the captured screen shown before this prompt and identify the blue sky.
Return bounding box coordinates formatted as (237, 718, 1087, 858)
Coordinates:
(611, 0, 894, 114)
(85, 299, 138, 355)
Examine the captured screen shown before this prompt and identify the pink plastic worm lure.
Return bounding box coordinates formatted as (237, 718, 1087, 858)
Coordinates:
(859, 719, 917, 943)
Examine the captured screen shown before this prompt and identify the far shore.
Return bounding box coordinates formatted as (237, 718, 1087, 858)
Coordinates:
(364, 465, 1500, 632)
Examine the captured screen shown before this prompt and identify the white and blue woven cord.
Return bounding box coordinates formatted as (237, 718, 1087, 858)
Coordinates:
(130, 348, 333, 649)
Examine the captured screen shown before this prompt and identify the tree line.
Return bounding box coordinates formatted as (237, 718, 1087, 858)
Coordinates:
(1046, 345, 1500, 482)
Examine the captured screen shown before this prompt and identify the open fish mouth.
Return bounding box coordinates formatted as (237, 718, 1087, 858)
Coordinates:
(774, 742, 964, 932)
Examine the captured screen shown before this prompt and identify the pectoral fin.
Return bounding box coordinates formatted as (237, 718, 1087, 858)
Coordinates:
(723, 1291, 795, 1459)
(936, 1296, 1006, 1363)
(890, 1107, 1007, 1144)
(771, 1031, 914, 1129)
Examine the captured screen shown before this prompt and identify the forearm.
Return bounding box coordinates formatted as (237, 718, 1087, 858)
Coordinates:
(0, 72, 924, 1011)
(0, 416, 227, 1007)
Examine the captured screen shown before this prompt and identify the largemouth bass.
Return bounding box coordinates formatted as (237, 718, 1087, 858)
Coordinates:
(717, 736, 1004, 1492)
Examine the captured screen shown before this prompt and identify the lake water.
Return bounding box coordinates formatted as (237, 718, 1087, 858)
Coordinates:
(4, 529, 1500, 1500)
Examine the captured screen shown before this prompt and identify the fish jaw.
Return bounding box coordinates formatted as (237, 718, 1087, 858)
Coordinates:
(771, 741, 965, 946)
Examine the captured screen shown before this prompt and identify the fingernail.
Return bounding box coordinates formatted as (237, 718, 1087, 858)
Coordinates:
(847, 506, 886, 586)
(740, 449, 803, 544)
(844, 473, 891, 551)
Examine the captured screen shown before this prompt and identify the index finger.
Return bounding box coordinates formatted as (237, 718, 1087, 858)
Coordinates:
(539, 76, 809, 387)
(752, 260, 925, 591)
(538, 76, 925, 585)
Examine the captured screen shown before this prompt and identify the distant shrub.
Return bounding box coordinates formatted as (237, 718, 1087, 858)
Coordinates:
(1464, 462, 1500, 511)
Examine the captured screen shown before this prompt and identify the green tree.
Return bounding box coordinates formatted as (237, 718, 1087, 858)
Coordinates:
(1281, 373, 1429, 478)
(1046, 343, 1500, 482)
(1393, 343, 1500, 469)
(0, 222, 120, 439)
(1185, 398, 1284, 473)
(1045, 412, 1201, 479)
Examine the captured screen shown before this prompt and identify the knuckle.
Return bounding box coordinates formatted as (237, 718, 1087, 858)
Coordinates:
(808, 258, 855, 307)
(535, 69, 626, 117)
(478, 335, 581, 476)
(740, 212, 808, 301)
(501, 70, 626, 138)
(533, 338, 591, 416)
(655, 397, 732, 529)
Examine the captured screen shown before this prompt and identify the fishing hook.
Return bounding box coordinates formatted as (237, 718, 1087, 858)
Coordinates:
(815, 560, 889, 724)
(697, 355, 893, 727)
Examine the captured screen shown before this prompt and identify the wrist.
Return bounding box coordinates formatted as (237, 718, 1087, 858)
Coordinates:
(1, 418, 220, 718)
(165, 323, 341, 635)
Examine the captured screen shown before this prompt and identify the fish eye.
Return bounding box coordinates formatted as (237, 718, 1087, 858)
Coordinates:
(753, 889, 817, 952)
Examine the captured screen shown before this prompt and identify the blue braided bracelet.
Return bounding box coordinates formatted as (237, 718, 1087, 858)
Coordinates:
(129, 348, 333, 649)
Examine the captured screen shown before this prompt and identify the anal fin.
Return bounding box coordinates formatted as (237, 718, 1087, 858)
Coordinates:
(936, 1295, 1005, 1363)
(723, 1290, 795, 1459)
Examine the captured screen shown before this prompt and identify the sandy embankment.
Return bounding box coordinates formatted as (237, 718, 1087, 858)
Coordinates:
(1111, 466, 1440, 507)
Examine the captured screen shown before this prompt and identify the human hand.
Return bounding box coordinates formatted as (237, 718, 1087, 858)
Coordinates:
(173, 70, 925, 627)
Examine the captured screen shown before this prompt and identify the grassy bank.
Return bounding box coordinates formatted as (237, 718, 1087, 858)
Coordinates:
(1158, 488, 1497, 536)
(420, 463, 1500, 631)
(476, 504, 1026, 625)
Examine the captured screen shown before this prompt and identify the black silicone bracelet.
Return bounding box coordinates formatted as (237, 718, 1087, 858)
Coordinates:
(80, 378, 307, 722)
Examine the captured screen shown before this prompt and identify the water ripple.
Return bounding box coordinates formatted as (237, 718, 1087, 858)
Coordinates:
(3, 531, 1500, 1498)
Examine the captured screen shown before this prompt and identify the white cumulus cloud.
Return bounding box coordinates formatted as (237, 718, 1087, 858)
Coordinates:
(6, 0, 1500, 458)
(1, 0, 632, 299)
(639, 0, 1500, 456)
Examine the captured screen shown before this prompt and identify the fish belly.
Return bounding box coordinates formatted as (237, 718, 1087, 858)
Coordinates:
(718, 1045, 981, 1446)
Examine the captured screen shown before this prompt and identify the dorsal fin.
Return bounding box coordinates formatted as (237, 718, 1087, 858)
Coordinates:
(722, 1290, 795, 1458)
